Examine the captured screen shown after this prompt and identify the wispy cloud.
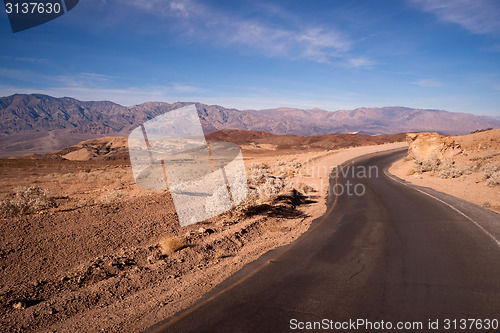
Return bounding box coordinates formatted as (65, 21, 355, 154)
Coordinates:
(0, 56, 48, 63)
(50, 72, 116, 87)
(413, 78, 442, 87)
(409, 0, 500, 34)
(124, 0, 356, 64)
(0, 76, 207, 106)
(172, 83, 205, 93)
(343, 57, 377, 69)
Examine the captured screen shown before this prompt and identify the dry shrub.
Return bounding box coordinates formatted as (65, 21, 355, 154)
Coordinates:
(261, 177, 285, 198)
(486, 171, 500, 187)
(249, 163, 268, 182)
(0, 186, 56, 218)
(231, 159, 303, 217)
(413, 156, 474, 179)
(289, 159, 302, 170)
(483, 164, 500, 187)
(413, 156, 440, 173)
(406, 168, 415, 176)
(438, 161, 472, 179)
(471, 128, 493, 134)
(159, 236, 185, 256)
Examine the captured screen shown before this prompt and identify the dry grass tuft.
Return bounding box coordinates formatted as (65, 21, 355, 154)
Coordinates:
(406, 168, 415, 176)
(159, 236, 185, 256)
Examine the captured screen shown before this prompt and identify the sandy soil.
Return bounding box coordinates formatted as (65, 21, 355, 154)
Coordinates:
(389, 130, 500, 213)
(0, 142, 405, 332)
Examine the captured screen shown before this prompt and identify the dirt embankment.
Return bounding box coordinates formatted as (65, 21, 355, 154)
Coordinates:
(0, 140, 405, 332)
(390, 129, 500, 212)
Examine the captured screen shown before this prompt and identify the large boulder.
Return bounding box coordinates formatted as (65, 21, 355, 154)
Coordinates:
(406, 132, 462, 162)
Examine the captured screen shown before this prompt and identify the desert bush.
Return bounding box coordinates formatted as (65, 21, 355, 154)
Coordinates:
(278, 159, 302, 178)
(159, 236, 185, 256)
(249, 162, 265, 170)
(251, 167, 268, 182)
(260, 177, 286, 199)
(486, 171, 500, 187)
(0, 201, 28, 218)
(0, 186, 56, 218)
(471, 128, 493, 134)
(413, 156, 440, 173)
(483, 164, 500, 178)
(437, 160, 471, 179)
(482, 164, 500, 187)
(231, 159, 303, 217)
(438, 166, 461, 179)
(248, 163, 268, 182)
(289, 159, 302, 170)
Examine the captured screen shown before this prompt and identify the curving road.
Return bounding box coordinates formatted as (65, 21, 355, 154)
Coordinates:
(147, 149, 500, 333)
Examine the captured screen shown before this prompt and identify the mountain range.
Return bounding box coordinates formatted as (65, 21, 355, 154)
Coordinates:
(1, 93, 499, 157)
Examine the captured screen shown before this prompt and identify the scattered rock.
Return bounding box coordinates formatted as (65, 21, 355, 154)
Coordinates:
(12, 301, 26, 310)
(147, 253, 161, 264)
(406, 132, 462, 161)
(198, 227, 215, 234)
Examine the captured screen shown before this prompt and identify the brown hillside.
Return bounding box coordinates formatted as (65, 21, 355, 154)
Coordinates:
(27, 130, 405, 161)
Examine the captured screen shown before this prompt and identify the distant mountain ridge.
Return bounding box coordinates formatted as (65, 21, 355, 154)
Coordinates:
(1, 93, 499, 157)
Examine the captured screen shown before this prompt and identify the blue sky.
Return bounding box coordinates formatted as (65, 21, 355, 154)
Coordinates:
(0, 0, 499, 116)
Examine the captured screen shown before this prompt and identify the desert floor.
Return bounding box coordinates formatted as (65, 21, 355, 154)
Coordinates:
(2, 142, 405, 332)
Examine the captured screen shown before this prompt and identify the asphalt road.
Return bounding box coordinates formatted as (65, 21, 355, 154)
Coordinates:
(147, 149, 500, 333)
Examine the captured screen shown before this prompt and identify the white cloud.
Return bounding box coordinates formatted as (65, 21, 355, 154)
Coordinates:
(0, 79, 207, 106)
(125, 0, 355, 64)
(172, 83, 205, 93)
(409, 0, 500, 34)
(0, 56, 48, 63)
(344, 57, 377, 68)
(413, 78, 442, 87)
